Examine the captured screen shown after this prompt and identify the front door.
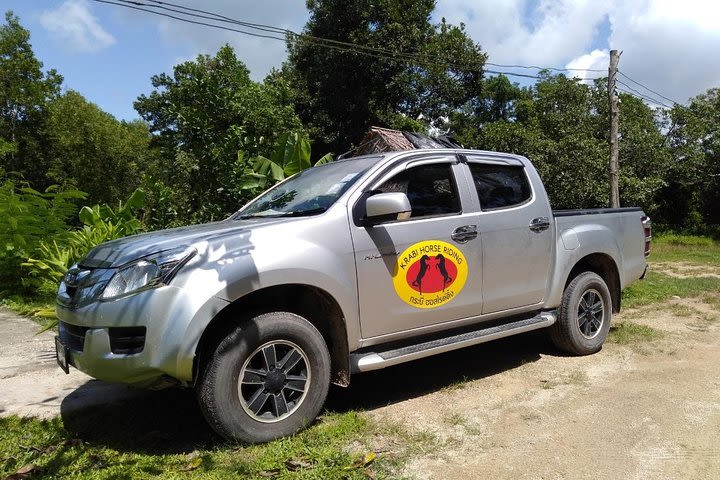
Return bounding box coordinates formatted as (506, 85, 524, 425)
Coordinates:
(350, 156, 484, 339)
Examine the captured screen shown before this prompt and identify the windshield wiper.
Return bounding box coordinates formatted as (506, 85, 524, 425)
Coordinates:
(237, 207, 327, 219)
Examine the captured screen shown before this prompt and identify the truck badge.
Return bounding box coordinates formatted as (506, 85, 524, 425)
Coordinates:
(393, 240, 468, 308)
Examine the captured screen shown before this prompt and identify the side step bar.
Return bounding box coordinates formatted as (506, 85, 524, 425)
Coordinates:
(350, 311, 557, 373)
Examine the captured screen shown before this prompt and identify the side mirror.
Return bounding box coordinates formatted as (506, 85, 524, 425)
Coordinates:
(364, 192, 411, 225)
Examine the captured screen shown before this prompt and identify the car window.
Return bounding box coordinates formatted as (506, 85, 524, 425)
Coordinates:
(377, 163, 461, 218)
(469, 164, 532, 210)
(235, 156, 380, 218)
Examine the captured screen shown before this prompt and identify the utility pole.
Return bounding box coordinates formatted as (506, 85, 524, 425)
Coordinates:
(608, 49, 620, 208)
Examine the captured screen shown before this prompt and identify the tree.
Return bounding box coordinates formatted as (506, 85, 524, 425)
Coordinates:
(135, 45, 304, 222)
(0, 11, 62, 187)
(285, 0, 486, 156)
(664, 88, 720, 231)
(453, 73, 671, 212)
(45, 91, 155, 206)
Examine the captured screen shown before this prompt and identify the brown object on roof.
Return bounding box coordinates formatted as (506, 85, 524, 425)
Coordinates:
(352, 126, 415, 156)
(343, 126, 463, 159)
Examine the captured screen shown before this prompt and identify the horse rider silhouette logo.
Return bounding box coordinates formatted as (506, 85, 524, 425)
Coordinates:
(394, 240, 469, 308)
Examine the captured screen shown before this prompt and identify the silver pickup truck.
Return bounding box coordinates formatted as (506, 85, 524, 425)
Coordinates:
(55, 149, 651, 443)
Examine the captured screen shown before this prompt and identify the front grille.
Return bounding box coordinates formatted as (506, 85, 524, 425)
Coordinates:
(109, 327, 146, 354)
(59, 322, 88, 352)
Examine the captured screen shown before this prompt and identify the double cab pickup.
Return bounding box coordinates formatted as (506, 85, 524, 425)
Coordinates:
(55, 149, 651, 442)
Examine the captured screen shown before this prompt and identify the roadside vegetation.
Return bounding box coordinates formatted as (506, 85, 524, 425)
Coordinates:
(621, 234, 720, 309)
(0, 409, 418, 479)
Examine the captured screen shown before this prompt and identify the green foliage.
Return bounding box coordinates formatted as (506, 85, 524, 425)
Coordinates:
(0, 410, 407, 479)
(23, 189, 146, 293)
(453, 73, 670, 211)
(0, 11, 63, 188)
(252, 132, 312, 181)
(45, 91, 155, 206)
(621, 270, 720, 309)
(0, 179, 85, 293)
(651, 234, 720, 264)
(234, 132, 333, 197)
(660, 88, 720, 231)
(285, 0, 486, 155)
(134, 45, 304, 223)
(608, 322, 663, 344)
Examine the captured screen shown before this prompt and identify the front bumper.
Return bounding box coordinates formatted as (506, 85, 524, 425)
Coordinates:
(57, 322, 161, 386)
(55, 285, 230, 387)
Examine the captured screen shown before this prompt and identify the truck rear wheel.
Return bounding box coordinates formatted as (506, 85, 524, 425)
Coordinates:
(196, 311, 331, 443)
(550, 272, 612, 355)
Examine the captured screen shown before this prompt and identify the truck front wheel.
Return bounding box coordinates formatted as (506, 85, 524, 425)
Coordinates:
(196, 311, 331, 443)
(550, 272, 612, 355)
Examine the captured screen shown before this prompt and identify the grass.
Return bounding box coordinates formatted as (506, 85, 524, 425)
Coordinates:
(0, 407, 414, 479)
(621, 270, 720, 309)
(608, 322, 664, 345)
(650, 233, 720, 265)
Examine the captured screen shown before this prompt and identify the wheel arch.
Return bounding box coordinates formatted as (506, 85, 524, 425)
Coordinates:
(193, 284, 350, 388)
(564, 253, 621, 313)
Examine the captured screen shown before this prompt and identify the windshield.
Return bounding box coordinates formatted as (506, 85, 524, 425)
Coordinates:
(234, 156, 381, 219)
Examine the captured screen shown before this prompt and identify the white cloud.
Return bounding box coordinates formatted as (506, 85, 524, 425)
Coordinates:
(435, 0, 610, 67)
(39, 0, 116, 53)
(607, 1, 720, 104)
(565, 49, 608, 81)
(436, 0, 720, 104)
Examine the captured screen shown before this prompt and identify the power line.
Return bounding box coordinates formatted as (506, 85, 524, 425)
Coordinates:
(95, 0, 685, 108)
(95, 0, 487, 74)
(94, 0, 286, 41)
(485, 62, 605, 73)
(618, 70, 680, 106)
(108, 0, 483, 71)
(616, 80, 673, 108)
(136, 0, 609, 75)
(95, 0, 604, 81)
(616, 86, 669, 108)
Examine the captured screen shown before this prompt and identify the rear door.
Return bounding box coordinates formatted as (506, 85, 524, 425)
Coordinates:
(349, 154, 484, 339)
(463, 155, 553, 314)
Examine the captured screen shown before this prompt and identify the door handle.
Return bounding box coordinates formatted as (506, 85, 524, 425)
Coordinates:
(451, 225, 478, 243)
(529, 217, 550, 233)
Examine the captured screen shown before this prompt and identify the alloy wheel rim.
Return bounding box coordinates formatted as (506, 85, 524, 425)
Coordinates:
(238, 340, 311, 423)
(577, 288, 605, 340)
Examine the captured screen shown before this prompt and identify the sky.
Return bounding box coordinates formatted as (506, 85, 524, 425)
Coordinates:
(4, 0, 720, 121)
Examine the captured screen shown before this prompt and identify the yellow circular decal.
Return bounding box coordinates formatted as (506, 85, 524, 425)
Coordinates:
(393, 240, 468, 309)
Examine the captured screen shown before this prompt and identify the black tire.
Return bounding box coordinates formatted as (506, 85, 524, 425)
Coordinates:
(196, 311, 331, 443)
(550, 272, 612, 355)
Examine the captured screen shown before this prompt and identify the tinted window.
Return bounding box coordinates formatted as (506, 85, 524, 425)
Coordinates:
(378, 163, 461, 218)
(470, 164, 531, 210)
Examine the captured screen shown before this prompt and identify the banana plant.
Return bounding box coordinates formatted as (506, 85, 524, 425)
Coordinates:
(236, 132, 334, 192)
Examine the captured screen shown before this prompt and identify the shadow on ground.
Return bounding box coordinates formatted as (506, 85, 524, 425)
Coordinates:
(326, 330, 555, 412)
(60, 330, 556, 452)
(61, 385, 219, 454)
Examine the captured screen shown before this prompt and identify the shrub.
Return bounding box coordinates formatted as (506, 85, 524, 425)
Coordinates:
(23, 189, 146, 293)
(0, 180, 85, 294)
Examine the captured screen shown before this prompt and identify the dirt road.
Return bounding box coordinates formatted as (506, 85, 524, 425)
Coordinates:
(0, 308, 142, 418)
(339, 292, 720, 479)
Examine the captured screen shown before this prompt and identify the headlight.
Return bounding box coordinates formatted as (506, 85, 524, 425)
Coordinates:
(100, 246, 196, 301)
